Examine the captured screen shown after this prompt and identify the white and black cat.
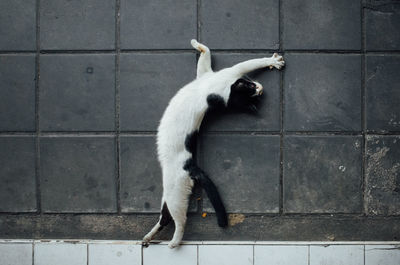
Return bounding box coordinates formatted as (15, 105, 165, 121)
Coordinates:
(143, 39, 284, 248)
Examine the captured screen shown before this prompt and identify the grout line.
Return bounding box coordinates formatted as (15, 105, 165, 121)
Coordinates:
(278, 0, 284, 216)
(32, 243, 34, 265)
(197, 244, 199, 265)
(86, 244, 89, 265)
(197, 0, 201, 42)
(308, 245, 310, 265)
(141, 243, 144, 265)
(252, 244, 255, 265)
(364, 244, 366, 265)
(35, 0, 41, 214)
(361, 0, 367, 217)
(115, 0, 122, 215)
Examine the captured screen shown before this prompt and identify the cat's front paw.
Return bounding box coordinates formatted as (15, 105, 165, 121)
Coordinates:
(269, 53, 285, 70)
(167, 240, 181, 249)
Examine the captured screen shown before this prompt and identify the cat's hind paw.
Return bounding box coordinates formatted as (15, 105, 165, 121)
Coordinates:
(167, 240, 181, 249)
(191, 39, 208, 53)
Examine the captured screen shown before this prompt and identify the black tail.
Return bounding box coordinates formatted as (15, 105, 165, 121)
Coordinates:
(184, 158, 228, 227)
(197, 172, 228, 227)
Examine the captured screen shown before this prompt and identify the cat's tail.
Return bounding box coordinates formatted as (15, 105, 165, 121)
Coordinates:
(197, 172, 228, 228)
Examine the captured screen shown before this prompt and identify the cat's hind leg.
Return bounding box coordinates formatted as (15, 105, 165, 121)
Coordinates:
(142, 200, 172, 245)
(191, 39, 212, 78)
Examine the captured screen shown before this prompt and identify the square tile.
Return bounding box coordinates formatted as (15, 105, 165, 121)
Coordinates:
(120, 53, 196, 131)
(0, 243, 32, 265)
(283, 136, 362, 213)
(120, 0, 196, 49)
(284, 54, 361, 131)
(40, 54, 115, 131)
(201, 0, 279, 49)
(34, 243, 87, 265)
(88, 243, 141, 265)
(254, 245, 308, 265)
(366, 55, 400, 132)
(0, 0, 36, 50)
(40, 0, 115, 50)
(199, 245, 253, 265)
(366, 2, 400, 50)
(310, 245, 364, 265)
(365, 245, 400, 265)
(365, 136, 400, 215)
(40, 137, 117, 212)
(202, 54, 280, 132)
(120, 136, 162, 212)
(143, 244, 197, 265)
(0, 55, 36, 131)
(282, 0, 361, 49)
(201, 135, 280, 213)
(0, 137, 36, 212)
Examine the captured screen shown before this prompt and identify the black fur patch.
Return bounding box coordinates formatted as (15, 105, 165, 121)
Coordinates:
(158, 202, 172, 231)
(207, 93, 226, 111)
(184, 131, 198, 154)
(183, 158, 228, 227)
(227, 78, 260, 113)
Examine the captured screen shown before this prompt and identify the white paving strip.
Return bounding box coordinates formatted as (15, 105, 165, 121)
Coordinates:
(0, 240, 399, 265)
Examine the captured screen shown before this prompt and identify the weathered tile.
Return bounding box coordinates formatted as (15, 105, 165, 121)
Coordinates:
(365, 245, 400, 265)
(0, 0, 36, 50)
(40, 137, 117, 212)
(201, 135, 280, 213)
(254, 245, 308, 265)
(365, 135, 400, 215)
(202, 54, 280, 132)
(201, 0, 279, 49)
(0, 137, 36, 212)
(40, 0, 115, 50)
(284, 54, 361, 131)
(143, 244, 197, 265)
(120, 136, 162, 212)
(89, 243, 141, 265)
(0, 243, 32, 265)
(282, 0, 361, 50)
(40, 54, 115, 131)
(366, 55, 400, 132)
(283, 136, 362, 213)
(120, 0, 196, 49)
(199, 245, 253, 265)
(310, 245, 364, 265)
(0, 55, 36, 131)
(34, 243, 87, 265)
(365, 1, 400, 50)
(120, 53, 195, 131)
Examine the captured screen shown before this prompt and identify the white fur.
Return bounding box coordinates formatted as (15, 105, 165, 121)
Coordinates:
(143, 40, 284, 248)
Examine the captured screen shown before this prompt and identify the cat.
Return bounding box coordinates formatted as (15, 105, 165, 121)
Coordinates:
(143, 39, 284, 248)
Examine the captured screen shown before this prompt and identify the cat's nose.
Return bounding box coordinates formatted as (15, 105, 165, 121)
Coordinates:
(254, 82, 263, 96)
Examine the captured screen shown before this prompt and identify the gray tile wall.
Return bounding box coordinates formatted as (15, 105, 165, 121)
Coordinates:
(0, 0, 399, 240)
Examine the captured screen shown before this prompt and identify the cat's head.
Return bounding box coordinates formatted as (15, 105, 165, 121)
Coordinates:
(228, 77, 263, 112)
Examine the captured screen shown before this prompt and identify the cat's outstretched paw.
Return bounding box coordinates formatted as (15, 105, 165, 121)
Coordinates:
(191, 39, 208, 53)
(269, 53, 285, 70)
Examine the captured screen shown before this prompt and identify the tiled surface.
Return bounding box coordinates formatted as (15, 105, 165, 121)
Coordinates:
(366, 55, 400, 132)
(254, 245, 308, 265)
(309, 245, 364, 265)
(120, 53, 196, 131)
(40, 0, 115, 50)
(40, 54, 115, 131)
(0, 0, 399, 241)
(0, 0, 36, 51)
(201, 135, 280, 213)
(365, 245, 400, 265)
(88, 243, 141, 265)
(34, 243, 87, 265)
(283, 136, 362, 213)
(120, 0, 196, 49)
(40, 137, 117, 213)
(0, 55, 36, 131)
(199, 245, 253, 265)
(0, 137, 36, 212)
(282, 0, 361, 50)
(365, 135, 400, 215)
(0, 243, 32, 265)
(200, 0, 279, 49)
(284, 54, 361, 131)
(143, 244, 197, 265)
(2, 241, 400, 265)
